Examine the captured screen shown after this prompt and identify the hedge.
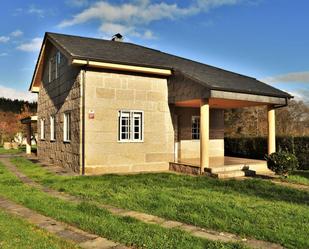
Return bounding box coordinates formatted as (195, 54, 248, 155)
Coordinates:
(224, 136, 309, 170)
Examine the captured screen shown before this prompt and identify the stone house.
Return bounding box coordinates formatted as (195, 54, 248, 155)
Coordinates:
(26, 32, 292, 177)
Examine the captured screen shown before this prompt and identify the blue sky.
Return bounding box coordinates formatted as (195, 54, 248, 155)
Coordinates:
(0, 0, 308, 102)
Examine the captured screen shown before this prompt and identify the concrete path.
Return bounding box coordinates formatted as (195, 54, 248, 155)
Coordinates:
(0, 157, 285, 249)
(0, 197, 128, 249)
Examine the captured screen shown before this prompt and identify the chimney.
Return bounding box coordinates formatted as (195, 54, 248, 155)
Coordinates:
(111, 33, 123, 42)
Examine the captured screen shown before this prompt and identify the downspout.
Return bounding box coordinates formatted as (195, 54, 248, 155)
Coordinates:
(81, 68, 86, 175)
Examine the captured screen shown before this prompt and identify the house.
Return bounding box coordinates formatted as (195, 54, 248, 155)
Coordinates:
(26, 32, 292, 177)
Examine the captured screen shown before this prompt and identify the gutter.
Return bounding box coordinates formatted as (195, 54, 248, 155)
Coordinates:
(72, 59, 172, 76)
(272, 97, 290, 109)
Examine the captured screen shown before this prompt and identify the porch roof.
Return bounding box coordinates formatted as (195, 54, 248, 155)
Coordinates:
(30, 32, 292, 100)
(21, 115, 37, 124)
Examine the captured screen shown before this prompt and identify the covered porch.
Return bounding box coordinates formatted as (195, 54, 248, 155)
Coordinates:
(169, 89, 285, 178)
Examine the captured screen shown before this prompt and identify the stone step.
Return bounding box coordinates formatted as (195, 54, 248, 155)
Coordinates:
(209, 164, 245, 173)
(211, 170, 246, 179)
(209, 163, 268, 174)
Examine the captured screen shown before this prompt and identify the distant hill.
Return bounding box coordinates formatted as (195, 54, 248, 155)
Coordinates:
(0, 97, 37, 114)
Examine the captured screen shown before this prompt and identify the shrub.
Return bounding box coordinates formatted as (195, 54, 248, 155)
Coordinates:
(265, 151, 299, 175)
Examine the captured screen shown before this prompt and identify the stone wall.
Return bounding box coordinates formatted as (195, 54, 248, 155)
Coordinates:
(175, 107, 224, 159)
(169, 162, 201, 175)
(37, 44, 81, 172)
(83, 69, 174, 174)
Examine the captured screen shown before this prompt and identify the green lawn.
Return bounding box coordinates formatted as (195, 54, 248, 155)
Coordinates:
(10, 157, 309, 249)
(0, 146, 24, 155)
(283, 171, 309, 186)
(0, 161, 243, 249)
(0, 209, 78, 249)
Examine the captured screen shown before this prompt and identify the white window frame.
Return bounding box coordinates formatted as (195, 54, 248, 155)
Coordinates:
(63, 112, 71, 142)
(118, 110, 144, 142)
(191, 116, 200, 140)
(50, 115, 56, 141)
(40, 118, 45, 140)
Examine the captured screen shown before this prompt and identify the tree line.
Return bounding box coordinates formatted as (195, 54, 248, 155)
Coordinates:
(224, 100, 309, 137)
(0, 98, 37, 144)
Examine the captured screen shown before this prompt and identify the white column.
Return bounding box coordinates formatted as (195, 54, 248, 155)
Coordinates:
(174, 141, 179, 163)
(26, 124, 31, 154)
(267, 106, 276, 154)
(200, 98, 210, 173)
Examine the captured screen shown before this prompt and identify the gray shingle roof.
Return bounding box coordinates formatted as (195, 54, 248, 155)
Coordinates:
(46, 32, 291, 99)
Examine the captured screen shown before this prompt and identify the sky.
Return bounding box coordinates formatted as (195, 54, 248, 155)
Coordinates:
(0, 0, 308, 103)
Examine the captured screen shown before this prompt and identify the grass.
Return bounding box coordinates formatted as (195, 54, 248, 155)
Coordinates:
(0, 146, 24, 155)
(0, 209, 78, 249)
(282, 171, 309, 186)
(10, 157, 309, 249)
(0, 161, 243, 249)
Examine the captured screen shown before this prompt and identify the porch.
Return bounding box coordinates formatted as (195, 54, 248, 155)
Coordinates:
(170, 156, 269, 178)
(168, 87, 285, 178)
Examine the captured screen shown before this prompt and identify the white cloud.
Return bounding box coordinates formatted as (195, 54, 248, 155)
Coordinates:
(58, 0, 243, 39)
(261, 71, 309, 104)
(0, 36, 10, 43)
(286, 89, 309, 104)
(17, 37, 42, 52)
(262, 71, 309, 84)
(143, 30, 155, 39)
(0, 53, 8, 57)
(0, 85, 36, 102)
(10, 30, 23, 37)
(28, 5, 45, 18)
(99, 22, 133, 36)
(66, 0, 89, 7)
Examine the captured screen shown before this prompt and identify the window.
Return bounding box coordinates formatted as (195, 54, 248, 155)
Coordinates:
(48, 51, 61, 82)
(55, 51, 61, 78)
(40, 119, 45, 140)
(50, 115, 56, 141)
(48, 59, 52, 82)
(63, 112, 71, 142)
(118, 110, 143, 142)
(192, 116, 200, 140)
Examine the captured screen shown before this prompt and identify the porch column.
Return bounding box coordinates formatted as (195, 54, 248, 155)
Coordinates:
(26, 123, 31, 155)
(267, 105, 276, 154)
(200, 98, 210, 173)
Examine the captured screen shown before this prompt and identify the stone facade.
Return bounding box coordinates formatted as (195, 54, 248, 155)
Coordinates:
(36, 43, 226, 175)
(83, 69, 174, 174)
(174, 107, 224, 159)
(37, 44, 81, 172)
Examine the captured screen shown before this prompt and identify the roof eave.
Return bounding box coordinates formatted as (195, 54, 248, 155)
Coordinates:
(71, 58, 172, 76)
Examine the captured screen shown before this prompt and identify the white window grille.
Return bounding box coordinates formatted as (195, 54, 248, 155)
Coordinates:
(63, 112, 71, 142)
(40, 118, 45, 140)
(118, 110, 143, 142)
(50, 115, 56, 141)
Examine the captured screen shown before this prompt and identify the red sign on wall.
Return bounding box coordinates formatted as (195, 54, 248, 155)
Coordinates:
(88, 110, 95, 119)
